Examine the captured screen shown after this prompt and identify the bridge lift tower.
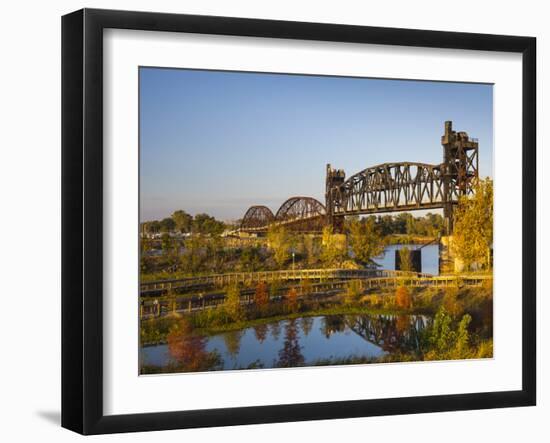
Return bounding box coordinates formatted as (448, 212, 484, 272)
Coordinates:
(441, 120, 479, 233)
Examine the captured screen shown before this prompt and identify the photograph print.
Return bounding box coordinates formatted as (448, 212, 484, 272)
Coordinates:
(139, 68, 494, 375)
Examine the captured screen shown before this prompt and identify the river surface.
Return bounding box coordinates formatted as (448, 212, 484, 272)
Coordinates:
(375, 243, 439, 275)
(141, 313, 430, 372)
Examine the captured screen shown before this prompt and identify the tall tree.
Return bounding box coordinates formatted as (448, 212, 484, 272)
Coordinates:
(254, 281, 269, 312)
(348, 218, 384, 266)
(192, 213, 225, 235)
(398, 246, 413, 272)
(159, 217, 176, 232)
(172, 210, 192, 233)
(224, 285, 243, 321)
(302, 234, 319, 266)
(452, 178, 493, 270)
(267, 225, 291, 268)
(320, 226, 348, 267)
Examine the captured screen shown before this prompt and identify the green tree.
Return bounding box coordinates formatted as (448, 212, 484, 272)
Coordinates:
(161, 232, 172, 253)
(192, 213, 225, 235)
(454, 314, 472, 358)
(344, 279, 362, 305)
(267, 225, 291, 268)
(270, 279, 281, 299)
(159, 217, 176, 232)
(429, 307, 456, 355)
(144, 220, 161, 234)
(398, 247, 413, 272)
(224, 285, 243, 321)
(452, 178, 493, 270)
(302, 234, 319, 266)
(172, 210, 192, 233)
(240, 246, 261, 271)
(348, 218, 384, 266)
(205, 235, 226, 272)
(180, 235, 204, 273)
(321, 226, 348, 267)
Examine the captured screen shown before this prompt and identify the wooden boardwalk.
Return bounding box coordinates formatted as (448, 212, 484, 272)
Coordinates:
(140, 268, 433, 295)
(140, 271, 492, 318)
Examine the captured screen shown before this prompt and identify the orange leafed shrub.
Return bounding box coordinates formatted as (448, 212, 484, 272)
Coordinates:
(254, 281, 269, 311)
(396, 285, 412, 309)
(287, 287, 299, 313)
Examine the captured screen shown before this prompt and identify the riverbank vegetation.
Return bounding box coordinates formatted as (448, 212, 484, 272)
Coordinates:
(140, 210, 449, 279)
(140, 280, 493, 373)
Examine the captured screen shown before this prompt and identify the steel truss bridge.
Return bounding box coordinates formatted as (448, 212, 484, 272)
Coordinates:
(238, 121, 478, 235)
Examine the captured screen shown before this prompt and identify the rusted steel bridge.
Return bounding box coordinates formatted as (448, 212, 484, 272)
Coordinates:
(239, 121, 478, 234)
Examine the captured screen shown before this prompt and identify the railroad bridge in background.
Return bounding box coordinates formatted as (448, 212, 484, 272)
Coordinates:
(238, 121, 479, 235)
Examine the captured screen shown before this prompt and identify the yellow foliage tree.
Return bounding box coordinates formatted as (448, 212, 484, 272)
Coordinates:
(267, 225, 291, 268)
(452, 178, 493, 270)
(348, 217, 384, 266)
(225, 285, 243, 321)
(344, 279, 362, 305)
(321, 226, 348, 267)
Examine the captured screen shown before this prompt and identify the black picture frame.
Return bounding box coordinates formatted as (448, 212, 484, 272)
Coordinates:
(62, 8, 536, 435)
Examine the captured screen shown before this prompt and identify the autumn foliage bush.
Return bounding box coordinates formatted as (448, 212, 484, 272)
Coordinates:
(254, 281, 269, 312)
(286, 287, 299, 313)
(395, 285, 412, 309)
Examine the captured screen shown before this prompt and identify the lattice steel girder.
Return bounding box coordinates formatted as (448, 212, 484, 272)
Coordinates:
(330, 162, 447, 215)
(240, 205, 275, 230)
(275, 196, 326, 222)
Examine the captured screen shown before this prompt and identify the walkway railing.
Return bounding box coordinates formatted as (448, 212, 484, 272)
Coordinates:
(140, 268, 433, 295)
(140, 273, 492, 318)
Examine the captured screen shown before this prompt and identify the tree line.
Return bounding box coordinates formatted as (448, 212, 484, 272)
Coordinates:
(141, 210, 228, 236)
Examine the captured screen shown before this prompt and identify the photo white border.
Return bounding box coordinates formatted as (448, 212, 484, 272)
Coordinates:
(103, 29, 523, 416)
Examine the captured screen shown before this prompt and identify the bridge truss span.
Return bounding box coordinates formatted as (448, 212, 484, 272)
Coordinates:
(240, 205, 275, 231)
(240, 197, 326, 233)
(331, 162, 447, 216)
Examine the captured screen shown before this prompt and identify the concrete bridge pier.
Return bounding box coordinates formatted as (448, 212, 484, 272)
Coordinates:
(439, 236, 465, 274)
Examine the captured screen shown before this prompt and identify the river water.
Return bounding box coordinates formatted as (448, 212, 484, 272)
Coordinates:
(141, 313, 430, 372)
(374, 243, 439, 275)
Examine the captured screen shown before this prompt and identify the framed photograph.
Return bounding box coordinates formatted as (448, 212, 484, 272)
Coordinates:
(62, 8, 536, 435)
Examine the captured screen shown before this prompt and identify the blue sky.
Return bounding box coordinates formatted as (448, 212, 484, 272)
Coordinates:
(140, 68, 493, 222)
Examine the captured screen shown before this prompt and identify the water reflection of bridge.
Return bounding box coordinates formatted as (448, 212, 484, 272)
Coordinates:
(237, 121, 478, 235)
(345, 314, 427, 353)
